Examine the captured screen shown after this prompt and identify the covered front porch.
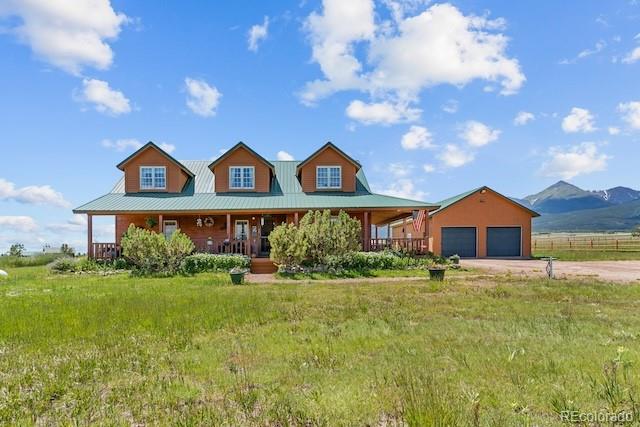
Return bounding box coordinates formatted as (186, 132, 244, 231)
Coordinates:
(86, 209, 431, 260)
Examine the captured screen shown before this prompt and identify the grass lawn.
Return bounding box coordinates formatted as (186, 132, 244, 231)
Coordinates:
(2, 266, 640, 425)
(275, 267, 472, 280)
(534, 250, 640, 261)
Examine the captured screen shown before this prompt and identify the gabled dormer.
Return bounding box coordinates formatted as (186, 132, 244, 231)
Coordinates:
(117, 142, 193, 193)
(296, 142, 361, 193)
(208, 142, 274, 193)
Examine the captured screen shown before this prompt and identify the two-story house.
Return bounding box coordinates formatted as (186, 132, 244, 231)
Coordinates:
(74, 141, 439, 271)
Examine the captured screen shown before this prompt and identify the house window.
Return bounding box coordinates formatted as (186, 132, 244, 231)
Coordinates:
(140, 166, 166, 190)
(229, 166, 255, 189)
(163, 220, 178, 239)
(316, 166, 341, 189)
(235, 220, 249, 240)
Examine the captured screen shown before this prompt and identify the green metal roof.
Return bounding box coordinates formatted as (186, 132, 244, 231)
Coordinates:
(75, 160, 437, 213)
(430, 186, 540, 217)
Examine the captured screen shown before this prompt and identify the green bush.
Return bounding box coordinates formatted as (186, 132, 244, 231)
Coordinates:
(299, 210, 361, 265)
(120, 224, 195, 276)
(324, 250, 433, 271)
(49, 257, 128, 274)
(268, 223, 307, 267)
(50, 257, 78, 273)
(269, 210, 361, 269)
(181, 253, 250, 274)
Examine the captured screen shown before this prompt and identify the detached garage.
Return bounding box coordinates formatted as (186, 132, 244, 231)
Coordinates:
(391, 186, 539, 258)
(431, 187, 539, 258)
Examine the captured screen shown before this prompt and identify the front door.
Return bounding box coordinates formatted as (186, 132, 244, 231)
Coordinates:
(260, 215, 275, 256)
(235, 220, 249, 240)
(163, 220, 178, 239)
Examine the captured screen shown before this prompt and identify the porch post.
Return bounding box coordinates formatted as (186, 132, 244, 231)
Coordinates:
(294, 212, 299, 226)
(87, 214, 93, 258)
(374, 225, 378, 240)
(402, 217, 407, 238)
(158, 214, 163, 234)
(226, 213, 231, 240)
(363, 211, 370, 251)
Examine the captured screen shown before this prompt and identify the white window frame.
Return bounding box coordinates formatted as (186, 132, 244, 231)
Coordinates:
(139, 166, 167, 190)
(316, 165, 342, 190)
(228, 166, 255, 190)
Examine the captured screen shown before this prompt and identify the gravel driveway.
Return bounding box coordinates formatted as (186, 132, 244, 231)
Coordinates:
(462, 259, 640, 283)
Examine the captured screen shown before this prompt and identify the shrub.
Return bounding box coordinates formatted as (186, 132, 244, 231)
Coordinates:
(269, 223, 307, 267)
(50, 257, 78, 273)
(299, 210, 361, 265)
(181, 253, 250, 275)
(120, 224, 195, 276)
(324, 250, 431, 271)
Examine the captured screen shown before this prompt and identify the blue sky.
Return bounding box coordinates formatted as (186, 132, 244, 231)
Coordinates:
(1, 0, 639, 252)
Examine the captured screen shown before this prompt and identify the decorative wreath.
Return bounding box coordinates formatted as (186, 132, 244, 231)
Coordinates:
(204, 217, 214, 227)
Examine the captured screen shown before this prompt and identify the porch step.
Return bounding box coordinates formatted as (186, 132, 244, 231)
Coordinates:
(250, 258, 277, 274)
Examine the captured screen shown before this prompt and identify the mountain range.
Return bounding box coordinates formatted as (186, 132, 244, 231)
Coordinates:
(512, 181, 640, 232)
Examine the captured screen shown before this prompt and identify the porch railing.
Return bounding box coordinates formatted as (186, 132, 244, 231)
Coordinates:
(191, 238, 250, 255)
(369, 238, 428, 254)
(92, 243, 121, 260)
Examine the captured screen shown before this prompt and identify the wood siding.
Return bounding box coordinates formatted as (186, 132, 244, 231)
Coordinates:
(391, 190, 533, 257)
(211, 146, 271, 193)
(299, 146, 357, 193)
(123, 146, 189, 193)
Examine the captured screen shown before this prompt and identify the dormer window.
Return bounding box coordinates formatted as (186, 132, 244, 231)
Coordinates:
(229, 166, 255, 189)
(316, 166, 341, 189)
(140, 166, 166, 190)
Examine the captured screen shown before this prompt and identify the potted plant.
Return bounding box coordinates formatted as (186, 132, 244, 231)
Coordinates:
(427, 261, 447, 281)
(229, 266, 248, 285)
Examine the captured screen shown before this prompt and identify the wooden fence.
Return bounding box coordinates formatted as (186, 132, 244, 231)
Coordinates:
(533, 233, 640, 252)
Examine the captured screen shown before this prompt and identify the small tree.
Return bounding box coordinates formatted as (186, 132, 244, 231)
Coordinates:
(60, 243, 75, 256)
(633, 225, 640, 238)
(9, 243, 25, 257)
(269, 223, 307, 267)
(299, 210, 361, 265)
(120, 224, 194, 275)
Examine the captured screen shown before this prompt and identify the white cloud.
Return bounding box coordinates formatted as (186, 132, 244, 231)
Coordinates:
(441, 99, 458, 114)
(46, 214, 86, 232)
(276, 150, 294, 160)
(618, 101, 640, 130)
(301, 1, 524, 116)
(0, 178, 70, 208)
(438, 144, 474, 168)
(101, 138, 175, 154)
(561, 107, 596, 133)
(513, 111, 535, 126)
(0, 0, 128, 75)
(185, 77, 222, 117)
(622, 47, 640, 64)
(401, 125, 434, 150)
(608, 126, 621, 135)
(423, 164, 435, 173)
(300, 0, 375, 105)
(373, 179, 426, 201)
(77, 78, 131, 115)
(559, 40, 606, 64)
(459, 121, 500, 147)
(387, 162, 413, 178)
(0, 216, 37, 232)
(540, 142, 609, 180)
(345, 99, 420, 125)
(248, 16, 269, 52)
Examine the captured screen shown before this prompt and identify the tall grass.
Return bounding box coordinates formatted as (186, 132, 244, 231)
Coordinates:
(0, 254, 62, 268)
(1, 267, 640, 424)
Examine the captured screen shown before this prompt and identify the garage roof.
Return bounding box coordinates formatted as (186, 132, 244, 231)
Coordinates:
(431, 186, 540, 217)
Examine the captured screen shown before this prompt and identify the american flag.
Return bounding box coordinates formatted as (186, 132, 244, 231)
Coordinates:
(412, 209, 426, 233)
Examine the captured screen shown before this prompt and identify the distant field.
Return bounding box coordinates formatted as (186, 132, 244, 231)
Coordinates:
(533, 232, 640, 260)
(2, 266, 640, 425)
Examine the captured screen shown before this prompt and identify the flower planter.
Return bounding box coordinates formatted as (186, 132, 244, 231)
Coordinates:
(230, 271, 245, 285)
(428, 268, 446, 281)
